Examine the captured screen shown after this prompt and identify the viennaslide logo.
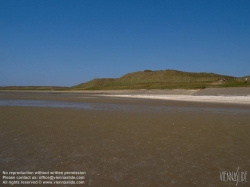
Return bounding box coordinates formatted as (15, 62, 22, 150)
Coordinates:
(220, 167, 248, 186)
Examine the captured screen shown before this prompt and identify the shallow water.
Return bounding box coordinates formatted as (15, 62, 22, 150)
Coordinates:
(0, 99, 249, 114)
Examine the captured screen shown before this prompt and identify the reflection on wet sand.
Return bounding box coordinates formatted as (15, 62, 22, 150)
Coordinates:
(0, 92, 250, 186)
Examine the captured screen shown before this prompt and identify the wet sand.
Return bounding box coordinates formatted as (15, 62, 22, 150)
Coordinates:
(0, 91, 250, 186)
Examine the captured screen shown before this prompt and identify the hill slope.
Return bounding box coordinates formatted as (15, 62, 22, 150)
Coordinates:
(116, 70, 230, 84)
(73, 69, 247, 90)
(73, 78, 116, 89)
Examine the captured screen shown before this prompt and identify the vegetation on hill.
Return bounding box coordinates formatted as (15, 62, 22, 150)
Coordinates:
(1, 70, 249, 90)
(73, 78, 116, 89)
(73, 69, 249, 90)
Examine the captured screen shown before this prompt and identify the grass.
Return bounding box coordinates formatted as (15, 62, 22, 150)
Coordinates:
(73, 69, 249, 90)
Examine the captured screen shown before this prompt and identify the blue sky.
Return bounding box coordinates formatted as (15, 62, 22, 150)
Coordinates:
(1, 0, 249, 86)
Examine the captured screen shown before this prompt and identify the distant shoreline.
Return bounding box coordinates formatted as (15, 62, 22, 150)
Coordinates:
(1, 87, 250, 95)
(1, 88, 250, 104)
(1, 70, 249, 90)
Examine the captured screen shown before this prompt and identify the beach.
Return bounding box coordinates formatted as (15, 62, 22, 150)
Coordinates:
(0, 89, 250, 186)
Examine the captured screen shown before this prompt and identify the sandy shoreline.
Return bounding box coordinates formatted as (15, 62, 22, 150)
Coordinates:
(104, 94, 250, 104)
(1, 91, 250, 186)
(1, 88, 250, 105)
(1, 103, 250, 186)
(103, 87, 250, 104)
(1, 87, 250, 95)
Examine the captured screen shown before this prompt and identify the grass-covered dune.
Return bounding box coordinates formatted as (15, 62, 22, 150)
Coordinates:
(1, 70, 248, 90)
(74, 78, 116, 89)
(73, 69, 249, 90)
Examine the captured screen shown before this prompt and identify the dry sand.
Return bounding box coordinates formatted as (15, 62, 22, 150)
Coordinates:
(0, 90, 250, 186)
(100, 88, 250, 104)
(104, 94, 250, 104)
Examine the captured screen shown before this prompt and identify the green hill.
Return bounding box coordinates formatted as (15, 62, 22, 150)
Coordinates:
(73, 69, 249, 90)
(73, 78, 116, 89)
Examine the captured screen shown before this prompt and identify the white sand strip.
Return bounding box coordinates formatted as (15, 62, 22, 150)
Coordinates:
(104, 94, 250, 104)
